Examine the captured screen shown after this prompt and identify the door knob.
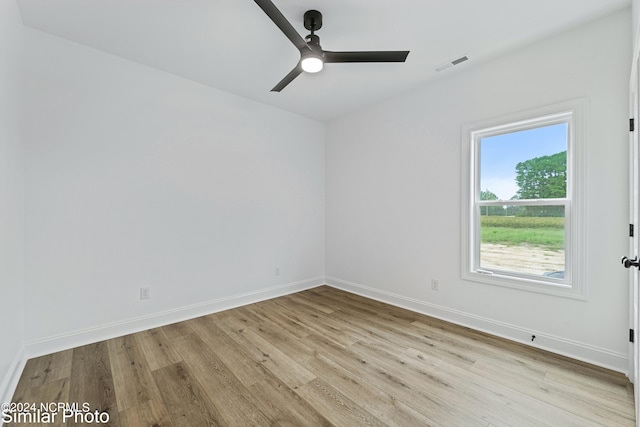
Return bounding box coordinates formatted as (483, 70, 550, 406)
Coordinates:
(622, 256, 640, 269)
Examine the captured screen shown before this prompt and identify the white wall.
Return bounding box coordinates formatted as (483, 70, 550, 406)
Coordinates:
(634, 0, 640, 47)
(21, 27, 325, 351)
(0, 0, 25, 404)
(326, 10, 631, 371)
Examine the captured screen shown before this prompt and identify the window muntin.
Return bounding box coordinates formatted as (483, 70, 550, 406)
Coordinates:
(462, 101, 585, 299)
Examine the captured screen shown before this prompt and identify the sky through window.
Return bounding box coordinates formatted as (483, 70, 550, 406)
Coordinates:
(480, 123, 567, 200)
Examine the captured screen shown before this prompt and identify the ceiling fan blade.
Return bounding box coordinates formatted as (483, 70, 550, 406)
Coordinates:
(254, 0, 308, 51)
(271, 64, 303, 92)
(324, 51, 410, 63)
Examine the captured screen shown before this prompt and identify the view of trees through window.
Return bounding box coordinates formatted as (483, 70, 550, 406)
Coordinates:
(477, 122, 568, 279)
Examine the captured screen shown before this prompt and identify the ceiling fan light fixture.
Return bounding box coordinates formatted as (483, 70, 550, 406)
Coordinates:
(301, 52, 323, 73)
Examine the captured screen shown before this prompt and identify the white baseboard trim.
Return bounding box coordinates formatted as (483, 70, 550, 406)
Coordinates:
(15, 275, 628, 390)
(24, 277, 325, 359)
(0, 347, 26, 410)
(325, 276, 628, 374)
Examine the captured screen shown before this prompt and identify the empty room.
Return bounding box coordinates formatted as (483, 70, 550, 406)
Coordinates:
(1, 0, 639, 425)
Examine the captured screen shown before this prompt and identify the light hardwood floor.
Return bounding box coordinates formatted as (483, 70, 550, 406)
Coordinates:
(7, 286, 636, 426)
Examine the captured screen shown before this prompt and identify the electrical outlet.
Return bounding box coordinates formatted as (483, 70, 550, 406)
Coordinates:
(275, 266, 280, 276)
(140, 287, 150, 300)
(431, 279, 439, 291)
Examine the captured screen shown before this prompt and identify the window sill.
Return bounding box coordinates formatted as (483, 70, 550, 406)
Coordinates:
(462, 269, 587, 300)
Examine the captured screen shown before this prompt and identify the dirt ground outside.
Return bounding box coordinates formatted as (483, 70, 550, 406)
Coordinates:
(480, 243, 564, 276)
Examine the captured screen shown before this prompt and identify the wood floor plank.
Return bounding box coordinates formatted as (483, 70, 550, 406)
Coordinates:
(118, 398, 172, 427)
(409, 319, 555, 381)
(5, 378, 70, 427)
(107, 334, 162, 412)
(218, 305, 263, 327)
(9, 286, 635, 426)
(399, 346, 605, 427)
(247, 375, 334, 427)
(152, 362, 227, 427)
(242, 300, 311, 339)
(278, 297, 368, 345)
(13, 349, 73, 392)
(271, 298, 365, 347)
(281, 292, 336, 315)
(216, 315, 317, 389)
(136, 327, 183, 371)
(250, 317, 317, 364)
(306, 352, 439, 426)
(300, 333, 487, 426)
(470, 358, 635, 425)
(349, 338, 498, 426)
(333, 308, 479, 370)
(186, 315, 269, 387)
(544, 364, 631, 398)
(295, 378, 387, 427)
(68, 341, 120, 427)
(326, 288, 414, 319)
(12, 377, 70, 408)
(161, 320, 194, 339)
(170, 332, 271, 425)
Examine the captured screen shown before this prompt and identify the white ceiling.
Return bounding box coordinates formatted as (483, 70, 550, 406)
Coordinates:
(16, 0, 630, 122)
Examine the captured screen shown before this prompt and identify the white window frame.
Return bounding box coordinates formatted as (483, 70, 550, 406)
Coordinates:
(461, 99, 587, 299)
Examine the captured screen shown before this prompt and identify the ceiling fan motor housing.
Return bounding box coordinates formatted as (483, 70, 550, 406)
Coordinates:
(304, 10, 322, 32)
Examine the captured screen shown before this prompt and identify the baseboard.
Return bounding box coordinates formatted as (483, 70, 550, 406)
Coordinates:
(0, 347, 26, 411)
(24, 277, 325, 359)
(325, 276, 628, 374)
(18, 275, 629, 377)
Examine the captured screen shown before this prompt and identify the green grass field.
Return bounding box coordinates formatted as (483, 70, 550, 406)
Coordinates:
(480, 216, 565, 251)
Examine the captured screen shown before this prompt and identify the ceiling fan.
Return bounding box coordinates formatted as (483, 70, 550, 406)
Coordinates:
(253, 0, 410, 92)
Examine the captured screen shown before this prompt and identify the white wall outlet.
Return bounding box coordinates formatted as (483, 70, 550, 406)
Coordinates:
(431, 279, 439, 291)
(275, 266, 280, 276)
(140, 287, 150, 300)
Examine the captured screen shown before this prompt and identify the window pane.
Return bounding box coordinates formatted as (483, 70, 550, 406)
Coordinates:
(480, 123, 567, 201)
(479, 206, 565, 278)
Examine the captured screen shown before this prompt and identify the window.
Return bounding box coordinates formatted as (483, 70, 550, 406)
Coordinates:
(462, 100, 586, 298)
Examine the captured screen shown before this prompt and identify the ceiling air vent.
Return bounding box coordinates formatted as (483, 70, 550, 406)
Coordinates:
(435, 55, 469, 72)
